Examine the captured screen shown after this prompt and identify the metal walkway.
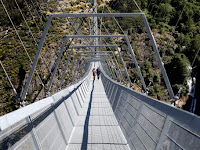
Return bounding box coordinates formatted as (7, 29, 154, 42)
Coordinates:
(1, 0, 200, 149)
(0, 63, 200, 150)
(67, 78, 130, 150)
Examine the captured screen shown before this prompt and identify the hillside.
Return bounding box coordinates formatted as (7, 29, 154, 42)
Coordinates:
(106, 0, 200, 114)
(0, 0, 91, 115)
(0, 0, 200, 116)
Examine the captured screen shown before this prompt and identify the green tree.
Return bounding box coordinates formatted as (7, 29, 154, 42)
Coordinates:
(165, 53, 190, 85)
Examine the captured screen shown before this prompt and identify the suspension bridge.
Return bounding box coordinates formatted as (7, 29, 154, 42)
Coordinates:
(0, 0, 200, 150)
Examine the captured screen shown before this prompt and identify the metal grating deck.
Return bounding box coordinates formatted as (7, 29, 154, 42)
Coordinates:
(66, 79, 130, 150)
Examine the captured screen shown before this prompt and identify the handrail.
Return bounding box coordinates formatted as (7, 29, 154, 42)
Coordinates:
(100, 64, 200, 133)
(0, 63, 93, 131)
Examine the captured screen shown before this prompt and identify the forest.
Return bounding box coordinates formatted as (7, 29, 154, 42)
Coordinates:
(0, 0, 200, 115)
(107, 0, 200, 100)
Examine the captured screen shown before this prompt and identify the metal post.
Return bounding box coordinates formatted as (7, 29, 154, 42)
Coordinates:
(104, 59, 112, 77)
(80, 60, 86, 77)
(103, 58, 112, 77)
(108, 55, 120, 81)
(111, 52, 125, 84)
(99, 55, 114, 79)
(59, 47, 73, 89)
(106, 56, 116, 80)
(115, 47, 132, 87)
(66, 54, 78, 86)
(75, 59, 83, 80)
(142, 14, 174, 98)
(76, 58, 102, 80)
(64, 37, 144, 88)
(47, 37, 68, 92)
(109, 54, 121, 82)
(55, 39, 143, 90)
(72, 57, 81, 82)
(101, 58, 109, 76)
(105, 56, 114, 79)
(125, 36, 147, 90)
(98, 38, 124, 83)
(75, 47, 129, 83)
(83, 61, 90, 76)
(21, 15, 53, 100)
(104, 61, 110, 76)
(104, 59, 111, 75)
(80, 60, 88, 81)
(77, 59, 85, 79)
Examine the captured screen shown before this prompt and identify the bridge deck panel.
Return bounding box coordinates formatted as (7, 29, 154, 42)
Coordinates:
(67, 79, 130, 150)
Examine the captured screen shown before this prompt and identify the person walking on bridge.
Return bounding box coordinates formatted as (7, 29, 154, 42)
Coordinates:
(92, 68, 96, 80)
(96, 67, 101, 80)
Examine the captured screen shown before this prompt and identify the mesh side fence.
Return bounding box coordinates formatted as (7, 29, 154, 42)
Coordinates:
(11, 134, 36, 150)
(55, 102, 74, 142)
(0, 120, 35, 150)
(34, 111, 65, 150)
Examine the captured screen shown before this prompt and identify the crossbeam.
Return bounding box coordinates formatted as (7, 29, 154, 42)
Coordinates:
(66, 35, 125, 38)
(79, 54, 118, 81)
(52, 13, 144, 18)
(22, 13, 174, 100)
(71, 54, 113, 82)
(60, 36, 146, 90)
(72, 45, 116, 48)
(63, 50, 121, 88)
(58, 47, 129, 89)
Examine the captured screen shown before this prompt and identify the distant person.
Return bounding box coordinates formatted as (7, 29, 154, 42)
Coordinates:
(92, 68, 96, 80)
(96, 67, 101, 80)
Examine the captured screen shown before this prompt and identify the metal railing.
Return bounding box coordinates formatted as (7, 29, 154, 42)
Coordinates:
(0, 62, 200, 150)
(100, 64, 200, 150)
(0, 63, 93, 150)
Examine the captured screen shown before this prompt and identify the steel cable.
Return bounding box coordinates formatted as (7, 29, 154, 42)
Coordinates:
(15, 0, 51, 75)
(98, 17, 132, 85)
(1, 0, 44, 88)
(0, 61, 18, 95)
